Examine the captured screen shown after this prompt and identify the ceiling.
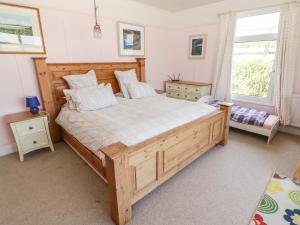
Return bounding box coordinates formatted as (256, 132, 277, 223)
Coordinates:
(132, 0, 224, 12)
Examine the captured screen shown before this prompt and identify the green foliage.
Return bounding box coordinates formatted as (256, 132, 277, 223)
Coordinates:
(232, 59, 273, 97)
(0, 26, 33, 36)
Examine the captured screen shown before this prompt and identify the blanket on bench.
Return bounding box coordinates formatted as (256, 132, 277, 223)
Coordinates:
(210, 100, 270, 127)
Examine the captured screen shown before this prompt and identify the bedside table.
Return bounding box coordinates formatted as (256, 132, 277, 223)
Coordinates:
(5, 111, 54, 162)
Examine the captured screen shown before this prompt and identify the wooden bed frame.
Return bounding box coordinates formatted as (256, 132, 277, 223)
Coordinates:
(33, 57, 233, 225)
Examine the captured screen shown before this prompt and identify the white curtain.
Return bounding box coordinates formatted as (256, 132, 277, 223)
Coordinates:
(211, 12, 236, 102)
(275, 3, 300, 125)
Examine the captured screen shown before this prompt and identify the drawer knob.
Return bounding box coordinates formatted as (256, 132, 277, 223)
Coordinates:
(33, 141, 37, 144)
(29, 126, 33, 130)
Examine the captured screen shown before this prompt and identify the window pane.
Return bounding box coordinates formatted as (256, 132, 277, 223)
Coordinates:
(236, 12, 280, 37)
(232, 41, 276, 98)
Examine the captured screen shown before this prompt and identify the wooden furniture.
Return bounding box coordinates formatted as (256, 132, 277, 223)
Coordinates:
(293, 156, 300, 183)
(5, 111, 54, 162)
(33, 57, 232, 225)
(230, 115, 280, 144)
(165, 80, 212, 102)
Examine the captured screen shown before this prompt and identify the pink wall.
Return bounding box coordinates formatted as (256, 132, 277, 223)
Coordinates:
(1, 5, 300, 148)
(171, 23, 300, 114)
(172, 24, 220, 84)
(0, 8, 173, 147)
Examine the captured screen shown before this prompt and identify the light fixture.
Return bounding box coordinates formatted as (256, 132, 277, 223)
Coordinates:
(93, 0, 102, 38)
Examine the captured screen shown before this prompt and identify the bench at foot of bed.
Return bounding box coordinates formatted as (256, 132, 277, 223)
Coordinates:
(230, 115, 280, 144)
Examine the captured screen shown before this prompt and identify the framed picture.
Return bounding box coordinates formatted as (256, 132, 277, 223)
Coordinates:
(118, 22, 145, 57)
(189, 34, 206, 59)
(0, 2, 46, 54)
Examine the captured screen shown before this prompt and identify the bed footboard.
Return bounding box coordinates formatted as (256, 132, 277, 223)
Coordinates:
(102, 103, 233, 225)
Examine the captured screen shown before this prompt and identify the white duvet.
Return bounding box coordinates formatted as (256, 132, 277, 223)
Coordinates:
(55, 95, 217, 161)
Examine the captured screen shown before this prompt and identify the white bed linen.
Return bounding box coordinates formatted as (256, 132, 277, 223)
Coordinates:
(56, 95, 217, 162)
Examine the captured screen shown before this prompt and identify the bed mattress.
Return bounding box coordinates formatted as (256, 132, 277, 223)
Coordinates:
(55, 95, 217, 162)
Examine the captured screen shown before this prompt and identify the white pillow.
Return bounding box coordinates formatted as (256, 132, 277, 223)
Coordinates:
(126, 82, 157, 99)
(114, 69, 138, 99)
(63, 83, 105, 110)
(65, 84, 118, 112)
(63, 70, 98, 89)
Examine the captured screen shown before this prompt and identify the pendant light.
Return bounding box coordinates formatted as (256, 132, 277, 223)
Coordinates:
(93, 0, 102, 38)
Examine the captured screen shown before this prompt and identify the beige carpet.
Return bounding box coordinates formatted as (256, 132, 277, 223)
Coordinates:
(0, 130, 299, 225)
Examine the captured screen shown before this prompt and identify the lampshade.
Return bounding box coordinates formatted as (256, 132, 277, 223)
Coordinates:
(26, 96, 40, 108)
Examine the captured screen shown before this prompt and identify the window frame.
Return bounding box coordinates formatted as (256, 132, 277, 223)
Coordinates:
(231, 8, 280, 105)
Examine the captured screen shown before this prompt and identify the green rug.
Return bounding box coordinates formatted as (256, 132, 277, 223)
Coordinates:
(250, 173, 300, 225)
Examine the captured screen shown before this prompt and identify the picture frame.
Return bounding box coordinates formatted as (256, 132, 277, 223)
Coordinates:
(0, 2, 46, 54)
(189, 34, 206, 59)
(117, 22, 145, 57)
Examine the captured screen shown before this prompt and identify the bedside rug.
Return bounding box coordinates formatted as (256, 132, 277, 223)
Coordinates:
(250, 173, 300, 225)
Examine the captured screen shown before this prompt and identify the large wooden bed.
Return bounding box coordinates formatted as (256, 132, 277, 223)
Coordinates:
(33, 57, 233, 225)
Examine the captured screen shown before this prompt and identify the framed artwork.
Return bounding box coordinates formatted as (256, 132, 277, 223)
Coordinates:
(0, 2, 46, 54)
(118, 22, 145, 57)
(189, 34, 206, 59)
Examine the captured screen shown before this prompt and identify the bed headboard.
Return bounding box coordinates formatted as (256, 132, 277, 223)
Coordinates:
(33, 57, 146, 143)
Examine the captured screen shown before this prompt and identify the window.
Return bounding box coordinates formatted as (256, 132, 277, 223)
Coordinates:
(231, 10, 280, 104)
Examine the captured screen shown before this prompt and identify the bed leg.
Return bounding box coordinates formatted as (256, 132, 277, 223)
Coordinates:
(293, 156, 300, 184)
(102, 143, 132, 225)
(267, 136, 271, 145)
(219, 102, 234, 146)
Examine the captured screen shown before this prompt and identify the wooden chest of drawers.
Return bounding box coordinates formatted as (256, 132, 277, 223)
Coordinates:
(165, 81, 212, 101)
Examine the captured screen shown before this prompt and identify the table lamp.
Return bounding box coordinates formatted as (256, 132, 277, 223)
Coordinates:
(26, 96, 40, 114)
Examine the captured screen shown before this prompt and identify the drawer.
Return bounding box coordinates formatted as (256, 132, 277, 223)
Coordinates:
(166, 83, 182, 91)
(182, 92, 201, 101)
(15, 118, 46, 136)
(166, 90, 181, 99)
(181, 92, 191, 100)
(187, 94, 201, 101)
(20, 131, 49, 153)
(182, 85, 201, 94)
(183, 85, 212, 95)
(183, 85, 204, 94)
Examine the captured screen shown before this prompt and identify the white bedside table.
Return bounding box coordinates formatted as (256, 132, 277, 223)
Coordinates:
(5, 111, 54, 162)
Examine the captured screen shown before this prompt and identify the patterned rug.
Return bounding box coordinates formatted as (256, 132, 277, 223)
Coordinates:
(250, 173, 300, 225)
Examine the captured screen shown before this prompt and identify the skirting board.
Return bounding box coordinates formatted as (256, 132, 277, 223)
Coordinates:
(279, 125, 300, 137)
(0, 143, 17, 157)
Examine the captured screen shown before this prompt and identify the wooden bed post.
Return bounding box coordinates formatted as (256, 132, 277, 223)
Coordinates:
(136, 58, 146, 82)
(219, 102, 234, 146)
(102, 143, 132, 225)
(33, 57, 61, 143)
(293, 156, 300, 183)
